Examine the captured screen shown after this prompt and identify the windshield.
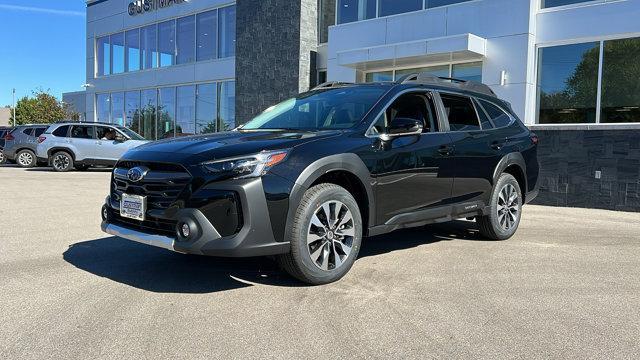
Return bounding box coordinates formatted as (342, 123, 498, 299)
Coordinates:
(241, 87, 387, 131)
(116, 126, 145, 140)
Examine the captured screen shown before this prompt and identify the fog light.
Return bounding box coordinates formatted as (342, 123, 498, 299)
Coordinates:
(101, 205, 109, 221)
(180, 223, 191, 238)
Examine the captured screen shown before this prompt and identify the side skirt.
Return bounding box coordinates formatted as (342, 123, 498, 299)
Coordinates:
(367, 200, 487, 237)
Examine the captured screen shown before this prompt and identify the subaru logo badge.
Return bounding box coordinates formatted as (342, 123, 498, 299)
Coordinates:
(127, 166, 149, 182)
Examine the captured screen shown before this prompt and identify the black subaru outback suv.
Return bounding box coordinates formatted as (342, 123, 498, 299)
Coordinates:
(101, 74, 539, 285)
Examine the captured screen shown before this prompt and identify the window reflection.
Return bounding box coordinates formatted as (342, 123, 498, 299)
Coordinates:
(318, 0, 336, 43)
(158, 87, 176, 138)
(537, 43, 600, 123)
(111, 33, 125, 74)
(125, 91, 141, 132)
(197, 10, 218, 61)
(176, 16, 195, 64)
(337, 0, 376, 24)
(158, 20, 176, 67)
(541, 0, 593, 9)
(110, 92, 125, 126)
(96, 81, 235, 139)
(219, 81, 236, 131)
(96, 36, 110, 76)
(196, 84, 218, 134)
(96, 93, 110, 123)
(600, 37, 640, 123)
(125, 29, 141, 72)
(452, 62, 482, 82)
(141, 24, 158, 70)
(176, 86, 196, 136)
(365, 71, 393, 82)
(395, 65, 449, 80)
(141, 89, 157, 140)
(379, 0, 422, 17)
(219, 5, 236, 58)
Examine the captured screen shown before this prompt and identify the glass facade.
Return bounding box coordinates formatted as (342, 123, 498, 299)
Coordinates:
(337, 0, 473, 24)
(96, 81, 235, 140)
(537, 43, 600, 124)
(365, 62, 482, 83)
(95, 4, 235, 77)
(537, 37, 640, 124)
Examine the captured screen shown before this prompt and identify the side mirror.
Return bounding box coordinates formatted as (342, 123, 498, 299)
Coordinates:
(381, 117, 423, 141)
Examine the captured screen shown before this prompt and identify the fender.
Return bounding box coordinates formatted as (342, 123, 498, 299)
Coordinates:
(493, 152, 527, 192)
(283, 153, 376, 242)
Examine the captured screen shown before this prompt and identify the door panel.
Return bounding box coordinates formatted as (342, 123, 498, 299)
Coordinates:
(95, 126, 129, 161)
(364, 91, 455, 225)
(69, 125, 96, 160)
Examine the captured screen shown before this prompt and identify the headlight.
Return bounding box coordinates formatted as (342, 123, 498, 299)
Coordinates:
(201, 150, 288, 179)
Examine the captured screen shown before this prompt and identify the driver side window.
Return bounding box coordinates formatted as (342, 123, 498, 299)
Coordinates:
(371, 92, 437, 135)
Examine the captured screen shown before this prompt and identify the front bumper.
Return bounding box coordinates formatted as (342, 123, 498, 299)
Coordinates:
(101, 178, 290, 257)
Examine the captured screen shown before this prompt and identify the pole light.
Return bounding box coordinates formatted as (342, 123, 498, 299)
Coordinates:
(12, 88, 16, 127)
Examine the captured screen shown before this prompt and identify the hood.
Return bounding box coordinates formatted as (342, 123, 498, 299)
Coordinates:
(122, 130, 342, 164)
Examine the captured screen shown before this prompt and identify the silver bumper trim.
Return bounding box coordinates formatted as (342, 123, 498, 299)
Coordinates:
(102, 222, 175, 252)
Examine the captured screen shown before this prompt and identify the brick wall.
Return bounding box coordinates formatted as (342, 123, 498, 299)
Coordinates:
(531, 129, 640, 212)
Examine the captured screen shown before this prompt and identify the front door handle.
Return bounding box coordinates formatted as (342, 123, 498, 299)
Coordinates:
(490, 141, 505, 150)
(438, 146, 453, 156)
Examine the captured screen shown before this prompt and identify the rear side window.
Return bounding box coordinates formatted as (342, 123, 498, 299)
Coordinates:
(474, 100, 495, 130)
(440, 94, 481, 131)
(70, 126, 95, 139)
(52, 125, 70, 137)
(478, 99, 512, 128)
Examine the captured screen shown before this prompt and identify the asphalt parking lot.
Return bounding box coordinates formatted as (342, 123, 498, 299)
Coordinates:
(1, 166, 639, 359)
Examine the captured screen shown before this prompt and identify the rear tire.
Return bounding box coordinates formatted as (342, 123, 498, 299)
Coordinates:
(277, 183, 363, 285)
(478, 173, 523, 240)
(16, 150, 36, 168)
(51, 151, 73, 172)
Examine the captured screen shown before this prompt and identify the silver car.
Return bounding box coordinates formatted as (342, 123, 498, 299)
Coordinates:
(37, 123, 148, 172)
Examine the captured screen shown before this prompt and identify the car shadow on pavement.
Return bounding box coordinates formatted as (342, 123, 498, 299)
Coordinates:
(63, 220, 484, 293)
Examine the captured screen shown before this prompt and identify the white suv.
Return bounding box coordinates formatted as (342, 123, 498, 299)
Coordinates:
(37, 123, 148, 172)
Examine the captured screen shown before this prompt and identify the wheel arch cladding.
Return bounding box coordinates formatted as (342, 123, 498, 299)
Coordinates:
(494, 153, 527, 202)
(284, 154, 375, 242)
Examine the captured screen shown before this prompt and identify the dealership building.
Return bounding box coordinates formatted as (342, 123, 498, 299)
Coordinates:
(76, 0, 640, 211)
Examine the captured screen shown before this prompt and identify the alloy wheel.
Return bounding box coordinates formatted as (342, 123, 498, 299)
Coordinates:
(53, 154, 70, 171)
(18, 152, 33, 166)
(0, 152, 4, 163)
(307, 200, 355, 271)
(497, 183, 520, 231)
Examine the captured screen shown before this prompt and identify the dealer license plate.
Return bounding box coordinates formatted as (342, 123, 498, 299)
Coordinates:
(120, 194, 146, 221)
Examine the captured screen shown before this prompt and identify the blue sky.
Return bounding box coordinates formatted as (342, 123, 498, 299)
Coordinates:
(0, 0, 86, 106)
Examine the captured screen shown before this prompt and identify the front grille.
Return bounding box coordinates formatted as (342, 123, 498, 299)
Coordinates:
(111, 161, 192, 211)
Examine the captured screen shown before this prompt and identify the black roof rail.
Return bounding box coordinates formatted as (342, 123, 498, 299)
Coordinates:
(312, 81, 354, 90)
(397, 72, 497, 98)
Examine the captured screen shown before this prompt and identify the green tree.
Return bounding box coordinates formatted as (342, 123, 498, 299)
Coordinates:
(10, 89, 70, 125)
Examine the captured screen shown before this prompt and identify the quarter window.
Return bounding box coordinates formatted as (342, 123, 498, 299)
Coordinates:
(34, 128, 46, 137)
(478, 99, 512, 128)
(52, 126, 70, 137)
(22, 128, 33, 136)
(441, 94, 481, 131)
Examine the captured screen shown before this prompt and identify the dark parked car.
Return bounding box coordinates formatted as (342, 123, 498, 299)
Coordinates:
(101, 74, 540, 285)
(0, 126, 13, 164)
(3, 125, 49, 167)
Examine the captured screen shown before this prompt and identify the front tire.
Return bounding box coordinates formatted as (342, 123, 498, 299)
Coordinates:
(277, 184, 363, 285)
(16, 150, 36, 168)
(478, 173, 523, 240)
(51, 151, 73, 172)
